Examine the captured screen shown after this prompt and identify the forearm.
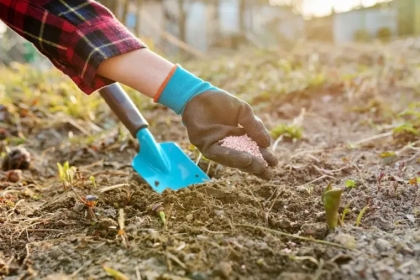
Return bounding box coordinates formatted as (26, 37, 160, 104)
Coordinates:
(97, 49, 175, 99)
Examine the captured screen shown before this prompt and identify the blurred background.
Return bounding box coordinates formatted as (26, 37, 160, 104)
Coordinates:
(0, 0, 418, 66)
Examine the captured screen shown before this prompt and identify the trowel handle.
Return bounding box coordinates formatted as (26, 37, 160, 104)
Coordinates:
(99, 83, 149, 137)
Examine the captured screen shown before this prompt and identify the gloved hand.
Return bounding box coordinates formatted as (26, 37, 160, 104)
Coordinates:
(154, 65, 278, 180)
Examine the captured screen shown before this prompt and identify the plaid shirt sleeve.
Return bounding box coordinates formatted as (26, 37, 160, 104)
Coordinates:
(0, 0, 147, 94)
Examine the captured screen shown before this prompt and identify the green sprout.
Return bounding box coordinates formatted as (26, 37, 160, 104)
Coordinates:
(345, 179, 357, 188)
(356, 204, 369, 227)
(270, 124, 303, 141)
(150, 202, 167, 230)
(57, 161, 77, 189)
(89, 175, 97, 188)
(322, 183, 344, 230)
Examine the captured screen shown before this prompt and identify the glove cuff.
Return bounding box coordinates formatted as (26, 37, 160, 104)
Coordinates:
(153, 64, 219, 115)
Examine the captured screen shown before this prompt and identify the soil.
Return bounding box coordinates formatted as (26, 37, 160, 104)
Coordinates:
(1, 41, 420, 280)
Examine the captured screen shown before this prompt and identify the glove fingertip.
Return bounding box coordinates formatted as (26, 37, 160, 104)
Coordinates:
(260, 148, 279, 167)
(255, 168, 275, 181)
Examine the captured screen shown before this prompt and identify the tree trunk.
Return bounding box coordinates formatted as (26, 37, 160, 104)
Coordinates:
(121, 0, 130, 26)
(214, 0, 220, 33)
(238, 0, 246, 34)
(100, 0, 118, 16)
(178, 0, 186, 43)
(134, 0, 143, 36)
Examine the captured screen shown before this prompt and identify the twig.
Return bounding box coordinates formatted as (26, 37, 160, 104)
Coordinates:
(289, 255, 319, 265)
(98, 183, 130, 193)
(22, 244, 30, 266)
(396, 140, 420, 155)
(17, 221, 44, 238)
(166, 252, 187, 270)
(349, 131, 393, 146)
(70, 261, 87, 277)
(272, 135, 283, 152)
(313, 258, 325, 280)
(135, 266, 142, 280)
(201, 227, 229, 234)
(25, 228, 64, 232)
(236, 223, 354, 250)
(290, 148, 325, 159)
(296, 175, 334, 191)
(206, 161, 212, 175)
(195, 152, 202, 165)
(65, 118, 90, 135)
(78, 160, 104, 170)
(89, 170, 129, 177)
(7, 199, 25, 218)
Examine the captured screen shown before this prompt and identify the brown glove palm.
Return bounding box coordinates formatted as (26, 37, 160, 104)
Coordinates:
(182, 90, 278, 180)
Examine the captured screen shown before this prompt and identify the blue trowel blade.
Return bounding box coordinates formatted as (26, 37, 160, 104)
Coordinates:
(131, 128, 210, 193)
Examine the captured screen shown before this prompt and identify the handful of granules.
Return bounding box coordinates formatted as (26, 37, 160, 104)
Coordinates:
(220, 134, 267, 165)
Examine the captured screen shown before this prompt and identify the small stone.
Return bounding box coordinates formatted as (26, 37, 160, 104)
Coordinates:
(406, 214, 415, 223)
(186, 214, 193, 222)
(2, 147, 31, 171)
(6, 169, 22, 183)
(375, 238, 391, 252)
(256, 258, 266, 266)
(214, 261, 232, 279)
(189, 271, 208, 280)
(412, 244, 420, 254)
(397, 242, 413, 255)
(301, 222, 329, 239)
(333, 233, 357, 249)
(278, 218, 292, 229)
(254, 241, 268, 250)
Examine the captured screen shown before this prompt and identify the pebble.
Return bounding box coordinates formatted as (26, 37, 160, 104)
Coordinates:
(189, 272, 208, 280)
(333, 233, 357, 249)
(301, 222, 329, 239)
(186, 214, 193, 222)
(214, 261, 232, 279)
(375, 238, 392, 252)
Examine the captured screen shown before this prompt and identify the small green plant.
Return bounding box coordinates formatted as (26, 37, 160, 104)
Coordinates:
(103, 265, 129, 280)
(393, 123, 419, 137)
(322, 183, 344, 230)
(89, 175, 97, 188)
(57, 161, 77, 189)
(149, 202, 167, 230)
(270, 124, 303, 141)
(356, 204, 369, 227)
(392, 102, 420, 142)
(345, 179, 356, 188)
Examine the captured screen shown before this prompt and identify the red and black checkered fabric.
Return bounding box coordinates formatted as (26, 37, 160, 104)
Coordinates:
(0, 0, 146, 94)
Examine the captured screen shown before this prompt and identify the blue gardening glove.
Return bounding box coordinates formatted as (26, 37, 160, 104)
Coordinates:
(155, 65, 278, 180)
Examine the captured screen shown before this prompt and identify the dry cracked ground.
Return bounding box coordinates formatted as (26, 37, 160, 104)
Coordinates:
(1, 40, 420, 280)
